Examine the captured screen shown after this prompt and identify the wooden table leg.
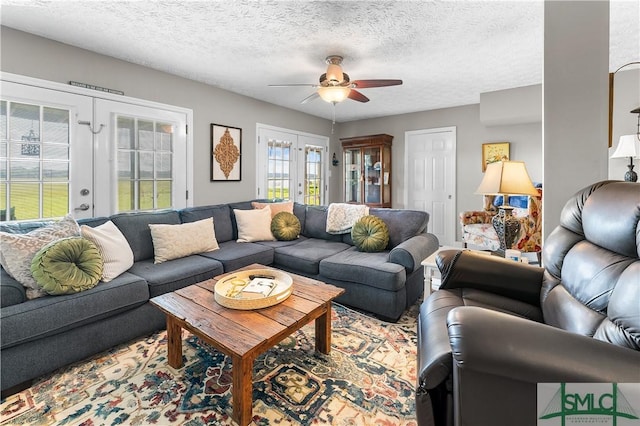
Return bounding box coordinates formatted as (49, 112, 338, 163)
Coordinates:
(232, 354, 254, 426)
(166, 316, 183, 368)
(315, 302, 332, 354)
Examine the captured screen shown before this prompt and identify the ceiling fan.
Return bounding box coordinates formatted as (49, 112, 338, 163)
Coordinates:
(269, 55, 403, 105)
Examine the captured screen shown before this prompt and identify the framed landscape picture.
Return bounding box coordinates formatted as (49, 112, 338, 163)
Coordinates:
(211, 124, 241, 181)
(481, 142, 510, 172)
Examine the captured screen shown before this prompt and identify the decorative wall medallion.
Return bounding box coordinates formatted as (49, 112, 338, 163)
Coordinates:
(211, 124, 241, 181)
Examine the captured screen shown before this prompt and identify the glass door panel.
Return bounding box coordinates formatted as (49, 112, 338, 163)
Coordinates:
(1, 82, 94, 220)
(364, 146, 381, 204)
(344, 148, 361, 203)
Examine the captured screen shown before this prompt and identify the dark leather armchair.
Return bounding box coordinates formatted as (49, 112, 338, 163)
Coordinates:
(417, 181, 640, 426)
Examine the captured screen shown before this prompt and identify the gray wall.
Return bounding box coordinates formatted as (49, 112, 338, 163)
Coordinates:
(543, 1, 610, 237)
(0, 27, 334, 206)
(336, 102, 543, 241)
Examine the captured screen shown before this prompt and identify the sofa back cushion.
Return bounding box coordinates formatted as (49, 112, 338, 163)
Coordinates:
(541, 181, 640, 351)
(303, 205, 343, 241)
(179, 204, 234, 243)
(110, 210, 181, 262)
(369, 208, 429, 249)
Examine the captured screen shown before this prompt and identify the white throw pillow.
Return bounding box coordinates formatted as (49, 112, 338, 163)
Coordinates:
(149, 217, 219, 264)
(234, 206, 276, 242)
(81, 220, 134, 282)
(0, 215, 80, 299)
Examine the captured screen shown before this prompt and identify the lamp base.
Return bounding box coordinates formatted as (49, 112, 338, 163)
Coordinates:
(492, 206, 521, 253)
(624, 164, 638, 182)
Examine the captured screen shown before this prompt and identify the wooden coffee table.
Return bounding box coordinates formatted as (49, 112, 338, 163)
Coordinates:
(150, 264, 345, 426)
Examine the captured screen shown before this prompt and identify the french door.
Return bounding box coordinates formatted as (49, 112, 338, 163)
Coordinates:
(1, 82, 94, 220)
(1, 75, 191, 221)
(256, 125, 329, 205)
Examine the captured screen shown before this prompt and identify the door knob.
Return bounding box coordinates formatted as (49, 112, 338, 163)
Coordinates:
(75, 203, 90, 211)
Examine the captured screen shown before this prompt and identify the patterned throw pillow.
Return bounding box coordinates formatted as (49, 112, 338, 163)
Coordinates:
(149, 217, 219, 264)
(351, 215, 390, 253)
(0, 215, 80, 299)
(30, 237, 103, 295)
(81, 220, 134, 282)
(271, 212, 301, 241)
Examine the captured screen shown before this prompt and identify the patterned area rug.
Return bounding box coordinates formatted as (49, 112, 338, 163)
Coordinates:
(1, 303, 419, 425)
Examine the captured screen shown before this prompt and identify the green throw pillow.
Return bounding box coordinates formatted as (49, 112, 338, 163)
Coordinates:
(351, 215, 390, 252)
(30, 237, 104, 295)
(271, 211, 301, 241)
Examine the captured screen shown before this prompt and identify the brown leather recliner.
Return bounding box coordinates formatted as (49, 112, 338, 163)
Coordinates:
(416, 181, 640, 426)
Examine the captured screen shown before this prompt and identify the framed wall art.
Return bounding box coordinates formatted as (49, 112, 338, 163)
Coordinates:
(211, 123, 241, 181)
(481, 142, 510, 172)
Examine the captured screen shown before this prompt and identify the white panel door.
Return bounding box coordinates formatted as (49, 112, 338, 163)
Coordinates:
(1, 81, 94, 219)
(405, 127, 456, 246)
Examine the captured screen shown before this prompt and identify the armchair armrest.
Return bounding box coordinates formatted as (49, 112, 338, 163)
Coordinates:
(437, 250, 543, 306)
(447, 306, 640, 383)
(389, 232, 439, 273)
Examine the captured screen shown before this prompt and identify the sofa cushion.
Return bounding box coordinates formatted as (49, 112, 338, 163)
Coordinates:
(149, 218, 219, 263)
(271, 212, 301, 241)
(179, 204, 234, 243)
(31, 237, 104, 295)
(234, 207, 276, 242)
(351, 215, 389, 252)
(369, 208, 429, 248)
(0, 268, 26, 307)
(303, 206, 342, 241)
(0, 215, 81, 299)
(320, 247, 406, 291)
(0, 272, 149, 350)
(81, 220, 134, 282)
(273, 238, 350, 275)
(199, 240, 274, 272)
(110, 210, 181, 262)
(127, 255, 223, 298)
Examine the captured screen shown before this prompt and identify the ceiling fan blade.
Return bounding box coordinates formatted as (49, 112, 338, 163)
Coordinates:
(352, 79, 403, 88)
(301, 92, 320, 104)
(348, 90, 369, 103)
(268, 83, 317, 87)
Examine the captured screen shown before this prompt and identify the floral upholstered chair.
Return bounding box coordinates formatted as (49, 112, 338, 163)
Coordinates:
(459, 187, 542, 260)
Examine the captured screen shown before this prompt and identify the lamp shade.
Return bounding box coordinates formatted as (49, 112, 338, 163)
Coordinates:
(610, 135, 640, 159)
(475, 161, 538, 196)
(318, 86, 351, 103)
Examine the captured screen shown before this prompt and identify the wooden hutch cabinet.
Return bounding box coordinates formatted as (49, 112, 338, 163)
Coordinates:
(340, 134, 392, 208)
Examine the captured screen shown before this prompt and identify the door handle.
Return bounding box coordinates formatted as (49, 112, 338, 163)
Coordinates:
(75, 203, 90, 211)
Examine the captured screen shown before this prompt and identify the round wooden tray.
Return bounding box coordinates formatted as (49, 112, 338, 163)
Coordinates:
(214, 268, 293, 310)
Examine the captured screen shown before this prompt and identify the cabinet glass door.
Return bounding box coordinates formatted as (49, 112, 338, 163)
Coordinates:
(344, 148, 361, 203)
(382, 144, 391, 205)
(363, 147, 381, 204)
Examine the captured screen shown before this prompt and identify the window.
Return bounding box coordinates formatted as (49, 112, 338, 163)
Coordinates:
(1, 100, 71, 220)
(116, 116, 174, 212)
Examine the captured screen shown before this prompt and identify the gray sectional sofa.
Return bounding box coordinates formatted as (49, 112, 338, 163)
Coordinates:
(0, 200, 438, 394)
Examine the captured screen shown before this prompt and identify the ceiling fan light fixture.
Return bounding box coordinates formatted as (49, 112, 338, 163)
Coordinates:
(326, 63, 344, 84)
(318, 86, 351, 103)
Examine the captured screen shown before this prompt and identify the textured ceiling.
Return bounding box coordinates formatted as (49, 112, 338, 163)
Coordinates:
(1, 0, 638, 122)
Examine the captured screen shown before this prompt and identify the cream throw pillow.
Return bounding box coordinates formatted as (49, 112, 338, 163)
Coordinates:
(81, 220, 134, 282)
(149, 218, 219, 264)
(234, 207, 276, 242)
(0, 215, 80, 299)
(251, 200, 294, 218)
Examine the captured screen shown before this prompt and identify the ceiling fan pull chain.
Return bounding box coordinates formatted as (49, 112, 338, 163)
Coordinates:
(331, 102, 336, 134)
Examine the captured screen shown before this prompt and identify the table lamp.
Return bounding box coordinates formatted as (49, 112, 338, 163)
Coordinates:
(610, 135, 640, 182)
(475, 161, 539, 253)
